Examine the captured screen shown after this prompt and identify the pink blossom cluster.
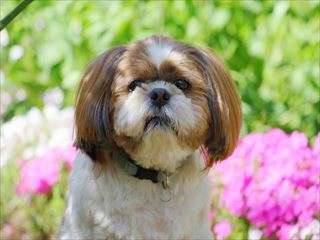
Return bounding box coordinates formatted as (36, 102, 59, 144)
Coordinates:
(213, 220, 232, 240)
(16, 146, 77, 195)
(210, 129, 320, 239)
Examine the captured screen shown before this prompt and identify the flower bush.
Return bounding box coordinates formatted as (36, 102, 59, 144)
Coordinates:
(16, 145, 77, 196)
(210, 129, 320, 240)
(0, 103, 73, 167)
(0, 104, 75, 239)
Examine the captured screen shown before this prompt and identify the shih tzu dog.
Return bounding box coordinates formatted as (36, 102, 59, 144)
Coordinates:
(58, 36, 241, 239)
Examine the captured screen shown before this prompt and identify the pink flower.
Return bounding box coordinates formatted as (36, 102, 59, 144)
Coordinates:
(16, 145, 77, 195)
(16, 155, 60, 195)
(213, 220, 232, 239)
(277, 224, 296, 240)
(0, 224, 15, 239)
(210, 129, 320, 239)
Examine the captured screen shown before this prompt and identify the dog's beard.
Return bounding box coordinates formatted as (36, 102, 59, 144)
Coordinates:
(143, 105, 182, 137)
(145, 115, 172, 132)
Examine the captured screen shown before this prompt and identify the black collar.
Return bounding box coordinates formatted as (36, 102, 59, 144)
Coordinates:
(101, 143, 170, 189)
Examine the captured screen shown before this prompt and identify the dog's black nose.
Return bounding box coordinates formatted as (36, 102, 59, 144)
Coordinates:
(148, 88, 171, 107)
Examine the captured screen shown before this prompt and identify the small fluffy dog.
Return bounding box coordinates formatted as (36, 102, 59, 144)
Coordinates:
(58, 36, 241, 239)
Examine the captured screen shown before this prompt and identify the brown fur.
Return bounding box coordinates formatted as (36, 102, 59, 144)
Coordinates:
(74, 46, 126, 161)
(182, 47, 242, 167)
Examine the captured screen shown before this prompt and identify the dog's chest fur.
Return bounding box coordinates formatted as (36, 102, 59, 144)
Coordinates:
(59, 152, 212, 239)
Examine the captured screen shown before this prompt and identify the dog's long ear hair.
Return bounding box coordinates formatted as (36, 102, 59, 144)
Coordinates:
(189, 48, 242, 168)
(74, 46, 126, 162)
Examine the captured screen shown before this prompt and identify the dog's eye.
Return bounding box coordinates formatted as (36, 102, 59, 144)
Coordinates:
(128, 79, 144, 92)
(174, 79, 190, 91)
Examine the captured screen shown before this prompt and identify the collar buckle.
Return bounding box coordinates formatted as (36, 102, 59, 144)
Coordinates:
(158, 172, 170, 189)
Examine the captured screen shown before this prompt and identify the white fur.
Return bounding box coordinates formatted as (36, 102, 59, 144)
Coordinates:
(146, 42, 173, 67)
(164, 94, 198, 135)
(132, 130, 193, 172)
(145, 37, 187, 68)
(114, 86, 150, 138)
(59, 150, 213, 239)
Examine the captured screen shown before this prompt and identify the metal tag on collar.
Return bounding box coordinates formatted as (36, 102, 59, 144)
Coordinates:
(159, 172, 172, 202)
(158, 172, 170, 189)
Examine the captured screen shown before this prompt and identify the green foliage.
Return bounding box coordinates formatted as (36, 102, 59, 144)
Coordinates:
(0, 163, 68, 239)
(0, 163, 20, 226)
(1, 0, 319, 136)
(26, 171, 67, 239)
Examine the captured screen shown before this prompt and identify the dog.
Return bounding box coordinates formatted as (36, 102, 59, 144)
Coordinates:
(58, 36, 242, 239)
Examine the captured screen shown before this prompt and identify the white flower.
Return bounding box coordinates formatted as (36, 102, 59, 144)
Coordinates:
(248, 227, 263, 240)
(300, 220, 320, 240)
(35, 17, 45, 31)
(9, 45, 24, 61)
(42, 87, 64, 106)
(0, 29, 9, 47)
(26, 108, 43, 127)
(16, 89, 27, 101)
(0, 91, 12, 115)
(50, 128, 72, 148)
(0, 70, 5, 85)
(289, 226, 300, 240)
(0, 105, 74, 167)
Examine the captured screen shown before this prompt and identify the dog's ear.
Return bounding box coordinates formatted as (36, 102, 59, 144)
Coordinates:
(74, 46, 126, 162)
(194, 48, 242, 167)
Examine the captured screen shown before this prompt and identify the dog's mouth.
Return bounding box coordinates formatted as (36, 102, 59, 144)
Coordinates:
(144, 115, 175, 133)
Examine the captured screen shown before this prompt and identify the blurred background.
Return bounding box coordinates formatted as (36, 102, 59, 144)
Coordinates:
(0, 1, 319, 239)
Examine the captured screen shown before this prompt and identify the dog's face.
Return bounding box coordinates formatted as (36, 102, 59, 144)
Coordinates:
(74, 36, 241, 170)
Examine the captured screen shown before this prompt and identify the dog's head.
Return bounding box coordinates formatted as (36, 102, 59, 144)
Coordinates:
(74, 36, 241, 171)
